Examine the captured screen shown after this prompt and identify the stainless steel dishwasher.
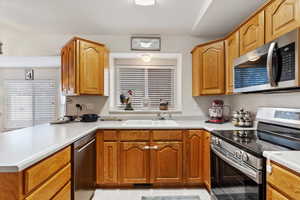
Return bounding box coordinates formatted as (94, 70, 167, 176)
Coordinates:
(73, 132, 96, 200)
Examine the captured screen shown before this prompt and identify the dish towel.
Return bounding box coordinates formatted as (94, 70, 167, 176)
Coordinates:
(141, 196, 200, 200)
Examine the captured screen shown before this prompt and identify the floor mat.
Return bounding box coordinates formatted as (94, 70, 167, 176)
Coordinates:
(142, 196, 200, 200)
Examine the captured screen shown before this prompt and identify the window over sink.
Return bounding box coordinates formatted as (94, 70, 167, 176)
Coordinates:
(109, 53, 182, 113)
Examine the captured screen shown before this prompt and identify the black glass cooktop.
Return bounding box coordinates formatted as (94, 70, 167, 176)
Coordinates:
(211, 129, 289, 157)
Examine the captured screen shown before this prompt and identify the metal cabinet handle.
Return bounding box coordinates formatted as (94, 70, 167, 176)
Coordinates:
(266, 164, 272, 174)
(143, 146, 150, 150)
(151, 145, 158, 150)
(267, 42, 277, 87)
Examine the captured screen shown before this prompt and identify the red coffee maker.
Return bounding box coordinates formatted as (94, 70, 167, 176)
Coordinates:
(206, 100, 230, 124)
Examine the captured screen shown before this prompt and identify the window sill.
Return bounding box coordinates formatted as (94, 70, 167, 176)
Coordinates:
(109, 109, 182, 114)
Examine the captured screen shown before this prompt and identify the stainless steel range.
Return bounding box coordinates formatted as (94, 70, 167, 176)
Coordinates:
(210, 107, 300, 200)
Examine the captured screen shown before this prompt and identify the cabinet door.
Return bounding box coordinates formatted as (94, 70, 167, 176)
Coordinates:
(61, 47, 69, 95)
(67, 40, 77, 95)
(79, 41, 105, 95)
(266, 0, 300, 43)
(120, 142, 150, 184)
(199, 41, 225, 95)
(151, 142, 183, 184)
(186, 130, 203, 184)
(239, 11, 265, 55)
(225, 32, 239, 94)
(192, 48, 201, 96)
(203, 131, 211, 190)
(267, 184, 289, 200)
(103, 142, 118, 184)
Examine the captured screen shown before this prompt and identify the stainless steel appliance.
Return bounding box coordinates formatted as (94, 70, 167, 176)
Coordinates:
(73, 132, 96, 200)
(233, 29, 299, 93)
(210, 107, 300, 200)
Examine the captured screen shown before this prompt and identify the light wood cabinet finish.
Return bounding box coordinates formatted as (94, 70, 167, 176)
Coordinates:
(267, 161, 300, 199)
(52, 182, 71, 200)
(150, 142, 183, 184)
(79, 40, 106, 95)
(186, 130, 203, 184)
(25, 164, 71, 200)
(239, 11, 265, 55)
(103, 142, 118, 184)
(0, 172, 24, 200)
(192, 41, 225, 96)
(61, 37, 108, 95)
(266, 0, 300, 43)
(120, 130, 150, 141)
(103, 130, 118, 141)
(203, 131, 211, 190)
(225, 32, 239, 94)
(24, 147, 71, 194)
(267, 185, 289, 200)
(152, 130, 182, 141)
(120, 142, 150, 184)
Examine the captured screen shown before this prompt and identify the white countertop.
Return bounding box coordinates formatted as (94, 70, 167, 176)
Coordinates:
(0, 120, 256, 172)
(263, 151, 300, 173)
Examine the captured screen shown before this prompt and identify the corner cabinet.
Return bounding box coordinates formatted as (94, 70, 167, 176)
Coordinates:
(192, 41, 225, 96)
(265, 0, 300, 43)
(225, 32, 239, 94)
(96, 130, 211, 188)
(61, 37, 109, 96)
(239, 11, 265, 55)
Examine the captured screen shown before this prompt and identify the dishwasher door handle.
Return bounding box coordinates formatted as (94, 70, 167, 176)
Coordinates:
(77, 139, 96, 152)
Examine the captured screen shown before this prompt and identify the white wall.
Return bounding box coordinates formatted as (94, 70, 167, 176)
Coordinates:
(0, 25, 221, 118)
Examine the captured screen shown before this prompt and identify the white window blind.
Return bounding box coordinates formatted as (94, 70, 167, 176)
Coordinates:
(4, 80, 57, 129)
(115, 66, 177, 110)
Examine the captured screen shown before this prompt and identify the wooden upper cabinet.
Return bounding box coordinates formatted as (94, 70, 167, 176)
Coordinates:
(192, 41, 225, 96)
(150, 142, 183, 184)
(186, 130, 203, 184)
(266, 0, 300, 43)
(225, 32, 239, 94)
(79, 40, 106, 95)
(120, 142, 150, 184)
(61, 37, 108, 96)
(239, 11, 265, 55)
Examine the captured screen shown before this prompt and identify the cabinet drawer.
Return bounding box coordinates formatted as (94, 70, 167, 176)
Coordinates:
(24, 146, 71, 194)
(152, 130, 182, 141)
(52, 181, 71, 200)
(267, 161, 300, 199)
(120, 130, 150, 141)
(25, 164, 71, 200)
(267, 184, 289, 200)
(103, 130, 118, 141)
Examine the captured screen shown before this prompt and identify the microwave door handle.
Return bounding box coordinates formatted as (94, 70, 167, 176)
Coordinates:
(267, 42, 277, 87)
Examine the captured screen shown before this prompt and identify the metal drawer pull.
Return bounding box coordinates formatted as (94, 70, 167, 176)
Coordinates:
(150, 146, 158, 150)
(143, 146, 150, 149)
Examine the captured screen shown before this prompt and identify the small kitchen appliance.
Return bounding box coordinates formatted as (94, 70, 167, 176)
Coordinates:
(207, 100, 230, 124)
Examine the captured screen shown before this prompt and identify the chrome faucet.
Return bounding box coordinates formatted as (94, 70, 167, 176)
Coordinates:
(156, 112, 172, 120)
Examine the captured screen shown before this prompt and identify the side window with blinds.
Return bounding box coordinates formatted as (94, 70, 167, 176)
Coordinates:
(115, 65, 178, 111)
(4, 80, 57, 129)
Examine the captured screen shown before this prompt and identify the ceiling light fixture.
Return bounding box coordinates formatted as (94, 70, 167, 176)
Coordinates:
(141, 54, 152, 62)
(134, 0, 156, 6)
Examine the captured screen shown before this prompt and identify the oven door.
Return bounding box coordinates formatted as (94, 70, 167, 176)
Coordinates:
(233, 29, 298, 93)
(210, 147, 265, 200)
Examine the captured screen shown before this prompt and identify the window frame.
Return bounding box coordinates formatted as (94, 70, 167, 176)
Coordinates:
(109, 53, 182, 113)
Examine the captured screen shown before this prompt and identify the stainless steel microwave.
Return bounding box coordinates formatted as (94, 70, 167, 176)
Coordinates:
(233, 29, 299, 93)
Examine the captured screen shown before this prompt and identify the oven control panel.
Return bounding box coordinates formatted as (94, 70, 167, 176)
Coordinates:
(211, 136, 263, 170)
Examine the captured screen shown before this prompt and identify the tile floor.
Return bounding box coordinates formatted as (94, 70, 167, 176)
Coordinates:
(93, 188, 211, 200)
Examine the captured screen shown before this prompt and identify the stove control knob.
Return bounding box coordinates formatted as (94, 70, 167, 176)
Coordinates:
(242, 153, 249, 162)
(235, 151, 242, 159)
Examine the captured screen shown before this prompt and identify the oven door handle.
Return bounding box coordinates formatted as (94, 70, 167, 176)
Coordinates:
(211, 147, 262, 184)
(267, 42, 277, 87)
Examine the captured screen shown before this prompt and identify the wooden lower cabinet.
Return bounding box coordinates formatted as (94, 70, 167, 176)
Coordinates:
(150, 142, 183, 184)
(120, 142, 150, 184)
(186, 130, 203, 184)
(96, 130, 211, 187)
(0, 147, 71, 200)
(267, 185, 289, 200)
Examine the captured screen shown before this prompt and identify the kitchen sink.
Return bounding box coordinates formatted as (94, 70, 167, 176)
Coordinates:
(122, 120, 178, 127)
